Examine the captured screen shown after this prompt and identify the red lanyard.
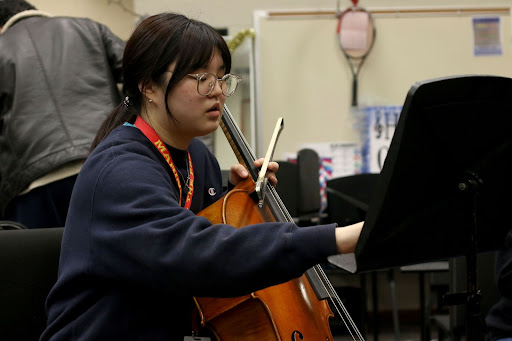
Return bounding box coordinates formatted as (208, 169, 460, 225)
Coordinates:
(134, 116, 194, 209)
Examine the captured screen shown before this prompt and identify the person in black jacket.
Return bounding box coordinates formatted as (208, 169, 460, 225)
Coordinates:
(41, 12, 363, 340)
(0, 0, 125, 228)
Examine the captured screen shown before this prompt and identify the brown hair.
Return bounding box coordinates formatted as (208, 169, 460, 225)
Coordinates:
(90, 12, 231, 150)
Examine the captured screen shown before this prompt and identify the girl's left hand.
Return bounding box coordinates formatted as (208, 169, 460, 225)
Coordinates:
(229, 158, 279, 187)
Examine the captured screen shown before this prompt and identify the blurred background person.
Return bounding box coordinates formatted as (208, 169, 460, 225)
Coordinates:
(0, 0, 125, 228)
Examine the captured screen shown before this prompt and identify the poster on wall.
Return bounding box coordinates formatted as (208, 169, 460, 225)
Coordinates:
(283, 142, 361, 212)
(472, 16, 502, 56)
(360, 106, 402, 173)
(298, 142, 361, 179)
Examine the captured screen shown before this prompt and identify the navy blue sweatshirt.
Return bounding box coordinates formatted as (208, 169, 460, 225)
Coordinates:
(41, 125, 337, 340)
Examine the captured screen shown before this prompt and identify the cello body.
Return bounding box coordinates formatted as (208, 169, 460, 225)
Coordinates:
(195, 178, 334, 340)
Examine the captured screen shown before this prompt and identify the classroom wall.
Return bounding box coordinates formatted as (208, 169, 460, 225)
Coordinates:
(132, 0, 512, 38)
(29, 0, 136, 40)
(256, 7, 512, 159)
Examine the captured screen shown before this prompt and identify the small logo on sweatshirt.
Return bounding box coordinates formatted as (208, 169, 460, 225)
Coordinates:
(208, 188, 216, 196)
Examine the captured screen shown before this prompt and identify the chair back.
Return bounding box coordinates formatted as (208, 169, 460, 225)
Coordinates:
(0, 227, 64, 340)
(326, 173, 379, 226)
(275, 150, 322, 224)
(274, 160, 299, 217)
(297, 148, 321, 216)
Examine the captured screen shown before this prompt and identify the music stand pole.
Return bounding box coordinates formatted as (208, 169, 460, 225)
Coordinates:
(455, 171, 483, 341)
(449, 139, 512, 340)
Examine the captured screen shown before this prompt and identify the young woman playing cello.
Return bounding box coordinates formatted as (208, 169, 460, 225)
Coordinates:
(41, 12, 363, 340)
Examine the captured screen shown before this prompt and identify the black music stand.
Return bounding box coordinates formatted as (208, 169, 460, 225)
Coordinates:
(329, 75, 512, 341)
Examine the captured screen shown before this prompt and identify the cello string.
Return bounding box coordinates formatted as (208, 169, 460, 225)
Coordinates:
(312, 265, 365, 341)
(312, 266, 358, 341)
(315, 265, 364, 337)
(222, 105, 365, 340)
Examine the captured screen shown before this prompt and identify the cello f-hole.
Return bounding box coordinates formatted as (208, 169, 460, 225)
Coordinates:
(290, 331, 330, 341)
(291, 331, 304, 340)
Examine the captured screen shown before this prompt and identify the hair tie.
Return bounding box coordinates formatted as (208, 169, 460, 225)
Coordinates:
(123, 96, 131, 107)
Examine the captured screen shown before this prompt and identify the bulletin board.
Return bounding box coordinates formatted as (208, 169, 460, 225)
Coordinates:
(254, 7, 512, 161)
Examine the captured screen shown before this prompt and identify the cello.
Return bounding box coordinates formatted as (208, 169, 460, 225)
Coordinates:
(195, 105, 364, 340)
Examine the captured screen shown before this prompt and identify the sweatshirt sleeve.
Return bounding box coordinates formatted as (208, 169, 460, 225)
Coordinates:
(63, 134, 337, 298)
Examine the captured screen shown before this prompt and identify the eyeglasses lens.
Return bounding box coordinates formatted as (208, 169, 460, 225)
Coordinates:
(197, 73, 238, 97)
(198, 73, 215, 96)
(223, 75, 237, 96)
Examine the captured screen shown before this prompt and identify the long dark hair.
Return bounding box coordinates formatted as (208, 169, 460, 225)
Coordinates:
(90, 12, 231, 151)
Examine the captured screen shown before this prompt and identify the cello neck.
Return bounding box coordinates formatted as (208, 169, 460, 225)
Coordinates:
(220, 105, 259, 181)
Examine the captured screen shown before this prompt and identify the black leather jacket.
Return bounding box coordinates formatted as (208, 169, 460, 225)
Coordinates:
(0, 11, 125, 214)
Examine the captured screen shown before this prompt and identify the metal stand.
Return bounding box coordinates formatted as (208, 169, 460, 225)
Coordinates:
(443, 171, 484, 341)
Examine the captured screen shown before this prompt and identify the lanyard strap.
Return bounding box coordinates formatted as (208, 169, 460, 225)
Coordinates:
(134, 116, 194, 209)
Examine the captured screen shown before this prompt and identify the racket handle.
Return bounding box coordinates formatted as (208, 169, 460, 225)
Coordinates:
(352, 77, 358, 107)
